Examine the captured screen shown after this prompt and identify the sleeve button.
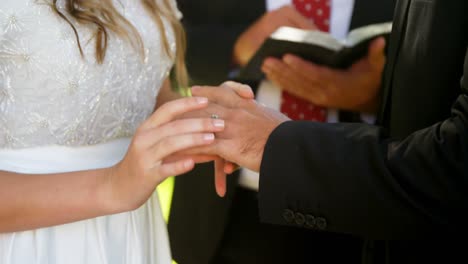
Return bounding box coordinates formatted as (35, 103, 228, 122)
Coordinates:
(282, 209, 295, 224)
(305, 215, 316, 229)
(295, 213, 306, 226)
(316, 217, 328, 230)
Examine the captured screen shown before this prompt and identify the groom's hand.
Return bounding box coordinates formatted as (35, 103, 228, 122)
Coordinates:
(166, 82, 255, 197)
(174, 81, 287, 197)
(187, 83, 290, 172)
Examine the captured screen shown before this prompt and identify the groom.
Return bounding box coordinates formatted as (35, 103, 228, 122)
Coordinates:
(170, 0, 394, 263)
(184, 0, 468, 262)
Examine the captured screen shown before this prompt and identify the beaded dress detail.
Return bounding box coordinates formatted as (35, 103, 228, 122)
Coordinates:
(0, 0, 181, 148)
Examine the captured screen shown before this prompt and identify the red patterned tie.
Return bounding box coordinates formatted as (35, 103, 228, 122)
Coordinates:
(280, 0, 331, 121)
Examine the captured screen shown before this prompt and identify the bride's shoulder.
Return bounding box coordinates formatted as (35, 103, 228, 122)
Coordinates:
(0, 0, 64, 36)
(0, 0, 54, 13)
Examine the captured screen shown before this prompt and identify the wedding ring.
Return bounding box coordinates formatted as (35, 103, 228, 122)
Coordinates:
(211, 114, 219, 119)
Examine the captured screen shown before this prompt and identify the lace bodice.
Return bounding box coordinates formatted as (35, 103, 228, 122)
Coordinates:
(0, 0, 181, 149)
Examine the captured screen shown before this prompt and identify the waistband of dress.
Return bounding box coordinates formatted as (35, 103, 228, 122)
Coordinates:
(0, 138, 131, 174)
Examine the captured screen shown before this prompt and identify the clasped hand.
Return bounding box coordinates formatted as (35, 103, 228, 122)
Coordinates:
(167, 82, 290, 197)
(105, 81, 285, 215)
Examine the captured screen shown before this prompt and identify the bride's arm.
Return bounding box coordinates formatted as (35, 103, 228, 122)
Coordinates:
(0, 97, 224, 233)
(0, 168, 114, 233)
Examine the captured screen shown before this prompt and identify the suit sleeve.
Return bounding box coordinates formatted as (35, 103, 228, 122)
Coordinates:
(258, 47, 468, 239)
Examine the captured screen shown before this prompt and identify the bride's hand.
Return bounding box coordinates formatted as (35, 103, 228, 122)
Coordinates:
(102, 97, 225, 212)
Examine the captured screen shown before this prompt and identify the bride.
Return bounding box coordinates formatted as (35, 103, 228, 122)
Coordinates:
(0, 0, 225, 263)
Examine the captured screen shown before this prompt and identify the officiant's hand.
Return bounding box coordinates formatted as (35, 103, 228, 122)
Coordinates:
(234, 5, 317, 66)
(261, 37, 386, 113)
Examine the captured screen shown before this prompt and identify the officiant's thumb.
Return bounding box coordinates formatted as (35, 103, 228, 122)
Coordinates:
(368, 37, 386, 69)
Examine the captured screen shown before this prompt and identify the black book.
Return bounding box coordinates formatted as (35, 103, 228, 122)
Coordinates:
(235, 22, 392, 82)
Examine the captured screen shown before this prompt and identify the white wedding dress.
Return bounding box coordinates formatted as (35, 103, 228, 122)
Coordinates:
(0, 0, 182, 263)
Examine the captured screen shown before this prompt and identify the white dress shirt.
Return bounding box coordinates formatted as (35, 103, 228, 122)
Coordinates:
(238, 0, 356, 191)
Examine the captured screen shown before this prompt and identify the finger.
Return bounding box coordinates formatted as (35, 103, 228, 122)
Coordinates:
(262, 57, 303, 91)
(224, 162, 240, 174)
(144, 118, 225, 147)
(174, 139, 238, 167)
(151, 133, 216, 163)
(366, 37, 386, 70)
(264, 57, 326, 104)
(163, 154, 218, 165)
(192, 155, 219, 164)
(268, 13, 299, 30)
(282, 54, 334, 99)
(174, 140, 239, 169)
(224, 162, 235, 174)
(262, 57, 287, 78)
(282, 6, 317, 30)
(158, 158, 195, 179)
(143, 97, 208, 130)
(191, 85, 247, 108)
(177, 101, 229, 121)
(214, 158, 227, 197)
(283, 54, 331, 82)
(172, 143, 219, 159)
(221, 81, 255, 99)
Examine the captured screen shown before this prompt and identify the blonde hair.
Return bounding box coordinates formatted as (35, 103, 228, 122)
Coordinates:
(52, 0, 188, 90)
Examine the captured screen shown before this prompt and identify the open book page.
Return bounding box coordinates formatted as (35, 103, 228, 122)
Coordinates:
(345, 22, 392, 47)
(270, 27, 344, 51)
(270, 22, 392, 51)
(236, 22, 393, 81)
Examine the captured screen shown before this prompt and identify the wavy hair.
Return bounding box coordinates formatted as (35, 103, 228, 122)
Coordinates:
(51, 0, 188, 89)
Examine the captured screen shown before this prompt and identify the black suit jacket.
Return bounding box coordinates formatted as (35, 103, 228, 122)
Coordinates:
(169, 1, 395, 263)
(259, 0, 468, 261)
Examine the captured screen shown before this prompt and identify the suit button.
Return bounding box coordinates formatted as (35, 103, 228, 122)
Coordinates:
(305, 215, 316, 229)
(316, 217, 328, 230)
(295, 213, 306, 226)
(282, 209, 295, 224)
